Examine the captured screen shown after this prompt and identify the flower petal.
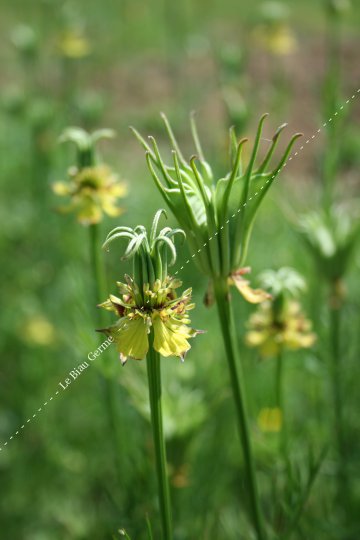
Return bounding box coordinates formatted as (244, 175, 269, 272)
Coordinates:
(52, 182, 71, 196)
(231, 273, 271, 304)
(98, 315, 149, 361)
(102, 197, 124, 217)
(77, 198, 102, 225)
(152, 313, 193, 359)
(109, 183, 127, 197)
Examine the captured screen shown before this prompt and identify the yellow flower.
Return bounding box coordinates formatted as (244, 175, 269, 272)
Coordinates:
(253, 24, 297, 55)
(58, 31, 91, 59)
(22, 315, 56, 346)
(98, 277, 202, 365)
(258, 407, 282, 433)
(245, 300, 316, 358)
(53, 164, 127, 225)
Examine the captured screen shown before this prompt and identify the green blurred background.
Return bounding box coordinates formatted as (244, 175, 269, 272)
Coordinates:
(0, 0, 359, 538)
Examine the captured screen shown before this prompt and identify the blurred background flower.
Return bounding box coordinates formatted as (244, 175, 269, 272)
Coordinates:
(253, 2, 297, 56)
(58, 29, 91, 60)
(21, 314, 56, 347)
(245, 267, 316, 358)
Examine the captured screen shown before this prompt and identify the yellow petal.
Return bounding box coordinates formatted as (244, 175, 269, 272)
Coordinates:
(284, 330, 316, 350)
(52, 182, 70, 196)
(245, 330, 267, 347)
(98, 298, 115, 311)
(152, 313, 192, 359)
(101, 198, 124, 217)
(109, 183, 127, 197)
(99, 316, 149, 362)
(77, 199, 102, 225)
(231, 274, 271, 304)
(98, 295, 125, 316)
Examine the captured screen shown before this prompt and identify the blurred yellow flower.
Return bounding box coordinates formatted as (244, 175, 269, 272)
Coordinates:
(253, 24, 297, 55)
(53, 164, 127, 225)
(258, 407, 282, 433)
(58, 31, 91, 59)
(245, 300, 316, 358)
(22, 315, 56, 346)
(98, 276, 202, 364)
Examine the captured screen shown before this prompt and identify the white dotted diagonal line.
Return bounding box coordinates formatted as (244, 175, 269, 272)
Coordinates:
(0, 88, 359, 453)
(0, 391, 59, 452)
(171, 88, 360, 277)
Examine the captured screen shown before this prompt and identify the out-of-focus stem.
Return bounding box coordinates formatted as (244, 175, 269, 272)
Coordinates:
(275, 350, 287, 456)
(89, 223, 124, 487)
(275, 351, 284, 413)
(146, 344, 173, 540)
(89, 223, 107, 308)
(329, 286, 348, 504)
(213, 277, 266, 540)
(322, 3, 342, 211)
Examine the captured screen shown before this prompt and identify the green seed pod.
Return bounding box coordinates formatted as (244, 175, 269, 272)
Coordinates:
(132, 113, 302, 283)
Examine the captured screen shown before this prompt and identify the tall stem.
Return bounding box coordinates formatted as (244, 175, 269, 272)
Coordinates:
(323, 4, 341, 211)
(213, 278, 265, 540)
(275, 350, 287, 457)
(89, 223, 124, 485)
(146, 345, 173, 540)
(275, 352, 283, 413)
(89, 224, 107, 307)
(329, 293, 348, 504)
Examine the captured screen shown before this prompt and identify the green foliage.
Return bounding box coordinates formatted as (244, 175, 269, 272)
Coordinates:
(258, 267, 307, 299)
(298, 205, 360, 282)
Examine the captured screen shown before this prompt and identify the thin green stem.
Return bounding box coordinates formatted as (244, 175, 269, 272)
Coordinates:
(89, 224, 107, 309)
(322, 6, 342, 211)
(213, 278, 266, 540)
(282, 448, 326, 540)
(146, 345, 173, 540)
(89, 223, 124, 488)
(329, 295, 348, 505)
(276, 350, 287, 457)
(275, 352, 283, 413)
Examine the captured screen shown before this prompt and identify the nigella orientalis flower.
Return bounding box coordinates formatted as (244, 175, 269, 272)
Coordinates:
(131, 113, 302, 305)
(97, 210, 203, 365)
(53, 127, 127, 225)
(129, 113, 302, 536)
(245, 267, 316, 358)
